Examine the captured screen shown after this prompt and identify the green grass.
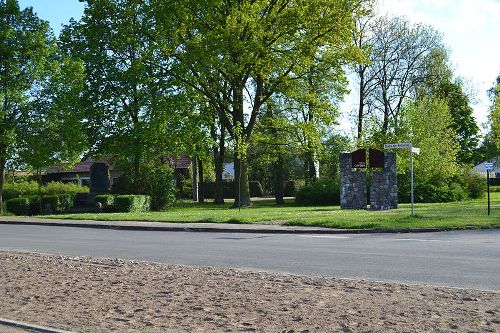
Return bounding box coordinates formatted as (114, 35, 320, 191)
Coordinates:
(44, 192, 500, 231)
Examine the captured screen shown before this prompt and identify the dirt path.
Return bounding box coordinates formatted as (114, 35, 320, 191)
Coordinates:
(0, 251, 498, 332)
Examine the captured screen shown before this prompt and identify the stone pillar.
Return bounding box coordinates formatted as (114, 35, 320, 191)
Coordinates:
(90, 162, 110, 194)
(340, 153, 367, 209)
(370, 152, 397, 210)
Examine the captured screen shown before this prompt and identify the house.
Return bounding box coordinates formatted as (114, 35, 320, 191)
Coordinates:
(42, 155, 193, 189)
(473, 159, 500, 185)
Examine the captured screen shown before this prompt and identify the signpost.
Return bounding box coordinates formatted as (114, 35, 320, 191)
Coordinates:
(485, 162, 493, 216)
(384, 142, 420, 215)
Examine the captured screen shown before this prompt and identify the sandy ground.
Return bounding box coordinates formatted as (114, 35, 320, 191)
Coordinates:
(0, 251, 499, 333)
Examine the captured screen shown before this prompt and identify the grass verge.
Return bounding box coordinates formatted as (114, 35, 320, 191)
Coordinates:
(43, 192, 500, 231)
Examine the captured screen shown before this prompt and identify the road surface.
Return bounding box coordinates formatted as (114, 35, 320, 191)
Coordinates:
(1, 224, 499, 291)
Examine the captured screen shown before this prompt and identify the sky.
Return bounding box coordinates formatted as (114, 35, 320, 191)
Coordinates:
(18, 0, 500, 136)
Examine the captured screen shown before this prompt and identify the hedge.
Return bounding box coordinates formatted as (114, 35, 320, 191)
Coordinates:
(5, 197, 31, 216)
(295, 179, 340, 206)
(114, 195, 151, 212)
(41, 195, 62, 212)
(200, 181, 265, 199)
(95, 194, 115, 208)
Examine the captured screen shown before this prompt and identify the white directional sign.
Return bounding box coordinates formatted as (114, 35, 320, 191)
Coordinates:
(384, 143, 412, 149)
(485, 162, 494, 170)
(384, 142, 420, 216)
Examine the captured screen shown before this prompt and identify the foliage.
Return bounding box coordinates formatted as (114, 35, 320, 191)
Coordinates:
(139, 162, 176, 211)
(41, 195, 62, 211)
(114, 195, 151, 213)
(489, 80, 500, 150)
(295, 178, 340, 206)
(151, 0, 370, 206)
(3, 181, 87, 201)
(95, 195, 115, 208)
(95, 194, 116, 212)
(249, 181, 264, 198)
(42, 182, 88, 195)
(3, 181, 40, 201)
(112, 162, 176, 211)
(358, 15, 445, 134)
(460, 170, 486, 199)
(5, 197, 30, 215)
(433, 80, 479, 164)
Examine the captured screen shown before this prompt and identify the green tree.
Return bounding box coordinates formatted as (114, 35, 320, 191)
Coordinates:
(151, 0, 369, 206)
(489, 77, 500, 150)
(434, 80, 479, 165)
(0, 0, 59, 213)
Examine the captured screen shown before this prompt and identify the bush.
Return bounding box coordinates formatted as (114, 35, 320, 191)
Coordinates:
(114, 195, 151, 212)
(95, 194, 115, 208)
(284, 181, 296, 197)
(58, 194, 75, 210)
(3, 181, 39, 201)
(140, 163, 176, 211)
(5, 197, 31, 215)
(28, 196, 42, 215)
(41, 195, 62, 212)
(249, 181, 264, 197)
(295, 178, 340, 206)
(42, 182, 88, 195)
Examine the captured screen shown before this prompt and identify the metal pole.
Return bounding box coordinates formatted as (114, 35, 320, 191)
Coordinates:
(410, 144, 414, 216)
(487, 169, 490, 216)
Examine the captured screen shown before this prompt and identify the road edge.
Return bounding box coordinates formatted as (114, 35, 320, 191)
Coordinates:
(0, 318, 75, 333)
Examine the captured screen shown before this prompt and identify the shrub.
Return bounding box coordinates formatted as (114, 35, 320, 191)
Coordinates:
(295, 178, 340, 206)
(284, 181, 296, 197)
(456, 170, 486, 199)
(41, 195, 62, 212)
(3, 181, 39, 200)
(58, 194, 75, 210)
(95, 194, 115, 208)
(27, 196, 42, 215)
(42, 181, 88, 195)
(140, 163, 176, 211)
(114, 195, 151, 212)
(5, 197, 31, 215)
(249, 181, 264, 197)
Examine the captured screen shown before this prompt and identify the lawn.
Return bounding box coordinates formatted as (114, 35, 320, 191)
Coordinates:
(47, 192, 500, 231)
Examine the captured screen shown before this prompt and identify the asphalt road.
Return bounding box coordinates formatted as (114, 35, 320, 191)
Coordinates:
(1, 224, 499, 291)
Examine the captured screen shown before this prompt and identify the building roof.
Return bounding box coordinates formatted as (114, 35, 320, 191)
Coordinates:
(473, 160, 500, 174)
(44, 155, 192, 175)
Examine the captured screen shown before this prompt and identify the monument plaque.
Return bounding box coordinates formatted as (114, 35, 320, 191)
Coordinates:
(351, 149, 366, 168)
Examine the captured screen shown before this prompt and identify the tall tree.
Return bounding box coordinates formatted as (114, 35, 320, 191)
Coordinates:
(488, 75, 500, 150)
(0, 0, 59, 213)
(151, 0, 369, 206)
(361, 16, 444, 135)
(60, 0, 179, 183)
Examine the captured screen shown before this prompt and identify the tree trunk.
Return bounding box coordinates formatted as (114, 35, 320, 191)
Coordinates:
(213, 122, 225, 204)
(357, 69, 365, 142)
(274, 154, 285, 205)
(191, 157, 198, 201)
(233, 155, 251, 207)
(231, 79, 251, 207)
(0, 146, 5, 215)
(198, 157, 204, 203)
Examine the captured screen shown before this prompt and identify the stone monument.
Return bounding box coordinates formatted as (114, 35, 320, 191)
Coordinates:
(340, 149, 397, 210)
(90, 162, 111, 194)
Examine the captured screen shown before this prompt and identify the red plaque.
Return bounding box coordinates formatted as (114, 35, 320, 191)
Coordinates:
(369, 148, 384, 168)
(351, 149, 366, 168)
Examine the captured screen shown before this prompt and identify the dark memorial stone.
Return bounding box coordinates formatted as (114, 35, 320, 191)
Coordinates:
(351, 148, 366, 168)
(369, 148, 385, 168)
(90, 162, 110, 193)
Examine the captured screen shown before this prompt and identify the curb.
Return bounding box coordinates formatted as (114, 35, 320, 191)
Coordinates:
(0, 318, 75, 333)
(0, 219, 498, 235)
